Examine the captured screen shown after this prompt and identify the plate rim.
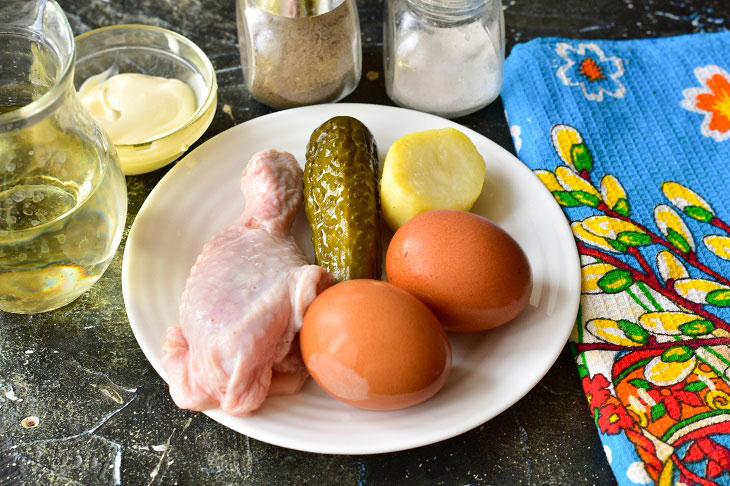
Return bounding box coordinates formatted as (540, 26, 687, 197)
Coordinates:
(122, 102, 581, 455)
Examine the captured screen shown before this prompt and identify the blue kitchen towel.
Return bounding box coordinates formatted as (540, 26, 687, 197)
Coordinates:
(502, 32, 730, 486)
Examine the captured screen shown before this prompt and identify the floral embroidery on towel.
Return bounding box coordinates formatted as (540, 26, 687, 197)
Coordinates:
(555, 43, 627, 102)
(536, 123, 730, 485)
(682, 65, 730, 142)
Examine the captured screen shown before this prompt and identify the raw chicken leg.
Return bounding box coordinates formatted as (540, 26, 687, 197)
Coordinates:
(162, 149, 332, 416)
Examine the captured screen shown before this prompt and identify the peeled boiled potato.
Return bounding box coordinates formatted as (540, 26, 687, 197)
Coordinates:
(380, 128, 486, 230)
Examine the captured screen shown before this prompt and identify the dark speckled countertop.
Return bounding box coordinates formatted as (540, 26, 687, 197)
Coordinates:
(1, 0, 728, 484)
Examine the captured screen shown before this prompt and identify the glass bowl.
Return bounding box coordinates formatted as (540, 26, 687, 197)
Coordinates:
(74, 24, 217, 175)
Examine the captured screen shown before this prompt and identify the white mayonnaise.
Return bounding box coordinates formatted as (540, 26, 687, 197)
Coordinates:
(79, 72, 197, 145)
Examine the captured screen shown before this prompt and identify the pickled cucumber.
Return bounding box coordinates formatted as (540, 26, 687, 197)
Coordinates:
(304, 116, 381, 282)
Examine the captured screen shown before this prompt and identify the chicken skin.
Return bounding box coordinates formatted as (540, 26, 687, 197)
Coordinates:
(162, 149, 332, 416)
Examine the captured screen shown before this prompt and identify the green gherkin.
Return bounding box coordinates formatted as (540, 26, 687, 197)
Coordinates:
(304, 116, 381, 282)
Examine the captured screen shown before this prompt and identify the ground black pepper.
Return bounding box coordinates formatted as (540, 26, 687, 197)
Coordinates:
(237, 0, 361, 109)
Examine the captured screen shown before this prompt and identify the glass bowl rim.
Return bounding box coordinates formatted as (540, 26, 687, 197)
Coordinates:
(74, 24, 218, 148)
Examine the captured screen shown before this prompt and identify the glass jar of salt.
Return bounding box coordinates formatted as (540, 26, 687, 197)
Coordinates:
(236, 0, 362, 109)
(384, 0, 504, 118)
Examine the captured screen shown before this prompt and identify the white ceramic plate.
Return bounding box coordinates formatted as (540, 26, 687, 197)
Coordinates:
(122, 103, 580, 455)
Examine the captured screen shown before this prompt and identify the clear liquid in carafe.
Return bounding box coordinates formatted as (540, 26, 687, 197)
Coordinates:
(0, 3, 127, 314)
(0, 105, 126, 314)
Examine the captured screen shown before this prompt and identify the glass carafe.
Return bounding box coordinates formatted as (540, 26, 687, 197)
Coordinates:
(0, 0, 127, 314)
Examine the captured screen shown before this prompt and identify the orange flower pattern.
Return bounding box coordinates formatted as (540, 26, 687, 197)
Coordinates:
(578, 58, 607, 82)
(682, 65, 730, 142)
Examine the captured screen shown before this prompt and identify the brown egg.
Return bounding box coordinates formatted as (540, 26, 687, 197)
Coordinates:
(386, 210, 532, 332)
(300, 279, 451, 411)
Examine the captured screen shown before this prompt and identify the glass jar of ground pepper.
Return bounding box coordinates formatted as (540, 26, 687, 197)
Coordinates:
(236, 0, 362, 109)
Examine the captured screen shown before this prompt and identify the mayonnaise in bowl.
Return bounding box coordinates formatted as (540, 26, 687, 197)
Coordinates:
(73, 24, 218, 175)
(79, 72, 198, 145)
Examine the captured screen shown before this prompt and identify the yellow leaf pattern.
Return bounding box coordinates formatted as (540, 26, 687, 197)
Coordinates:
(534, 170, 563, 192)
(705, 235, 730, 260)
(656, 250, 689, 281)
(600, 174, 627, 209)
(654, 204, 695, 250)
(638, 311, 703, 335)
(645, 355, 696, 387)
(673, 278, 730, 303)
(572, 222, 619, 253)
(586, 319, 643, 347)
(582, 215, 646, 239)
(555, 166, 602, 198)
(551, 124, 583, 168)
(582, 263, 617, 293)
(662, 181, 715, 213)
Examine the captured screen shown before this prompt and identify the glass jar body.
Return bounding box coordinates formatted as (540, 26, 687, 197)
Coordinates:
(384, 0, 505, 118)
(236, 0, 362, 110)
(0, 1, 127, 314)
